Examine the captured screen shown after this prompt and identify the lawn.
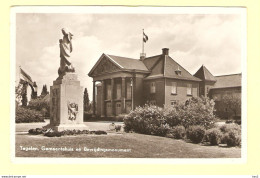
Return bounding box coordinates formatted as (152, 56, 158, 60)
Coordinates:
(16, 132, 241, 158)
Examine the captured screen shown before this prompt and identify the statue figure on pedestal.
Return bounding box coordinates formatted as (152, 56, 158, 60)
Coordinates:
(58, 28, 75, 76)
(49, 28, 86, 131)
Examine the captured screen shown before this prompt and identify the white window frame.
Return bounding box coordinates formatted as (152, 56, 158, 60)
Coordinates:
(187, 83, 192, 96)
(150, 82, 156, 93)
(171, 82, 177, 94)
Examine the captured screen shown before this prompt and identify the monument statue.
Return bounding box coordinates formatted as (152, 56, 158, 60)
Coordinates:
(58, 28, 75, 76)
(48, 28, 87, 131)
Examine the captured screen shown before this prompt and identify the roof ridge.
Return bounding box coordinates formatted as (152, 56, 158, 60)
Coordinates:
(215, 73, 242, 77)
(105, 54, 124, 69)
(202, 65, 216, 81)
(107, 54, 139, 61)
(202, 65, 206, 80)
(149, 55, 164, 71)
(144, 54, 162, 60)
(204, 65, 215, 77)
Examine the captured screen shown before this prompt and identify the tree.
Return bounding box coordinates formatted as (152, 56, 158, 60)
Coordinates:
(41, 84, 48, 97)
(21, 83, 28, 107)
(15, 84, 23, 105)
(31, 82, 38, 99)
(222, 94, 241, 119)
(83, 88, 90, 112)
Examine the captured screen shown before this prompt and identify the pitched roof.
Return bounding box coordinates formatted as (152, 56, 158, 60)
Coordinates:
(212, 73, 242, 89)
(143, 55, 161, 70)
(144, 54, 201, 81)
(164, 56, 201, 81)
(194, 65, 216, 82)
(107, 54, 149, 71)
(88, 53, 149, 76)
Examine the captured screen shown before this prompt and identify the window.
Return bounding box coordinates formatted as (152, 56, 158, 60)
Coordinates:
(171, 82, 177, 94)
(150, 100, 156, 105)
(199, 87, 203, 96)
(150, 82, 156, 93)
(107, 103, 111, 108)
(171, 100, 178, 106)
(187, 83, 192, 96)
(175, 66, 182, 76)
(116, 84, 121, 99)
(106, 84, 111, 99)
(126, 82, 131, 99)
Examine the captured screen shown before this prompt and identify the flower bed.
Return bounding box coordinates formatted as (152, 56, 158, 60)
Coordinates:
(28, 128, 107, 137)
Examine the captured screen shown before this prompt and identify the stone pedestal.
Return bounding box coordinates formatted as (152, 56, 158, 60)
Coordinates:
(50, 73, 87, 131)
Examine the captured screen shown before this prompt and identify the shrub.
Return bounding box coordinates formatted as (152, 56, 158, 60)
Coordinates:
(94, 130, 107, 135)
(181, 97, 216, 129)
(62, 130, 74, 135)
(234, 120, 241, 125)
(44, 131, 62, 137)
(222, 130, 241, 147)
(204, 128, 223, 145)
(153, 124, 171, 136)
(124, 105, 169, 136)
(168, 126, 186, 139)
(164, 105, 183, 127)
(16, 106, 44, 123)
(115, 125, 122, 132)
(60, 129, 90, 136)
(225, 120, 233, 124)
(28, 128, 46, 135)
(220, 124, 241, 134)
(124, 97, 216, 137)
(186, 125, 206, 143)
(28, 97, 50, 117)
(219, 124, 241, 147)
(27, 128, 107, 137)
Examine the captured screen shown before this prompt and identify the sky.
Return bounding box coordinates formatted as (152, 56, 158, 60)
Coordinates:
(15, 11, 243, 101)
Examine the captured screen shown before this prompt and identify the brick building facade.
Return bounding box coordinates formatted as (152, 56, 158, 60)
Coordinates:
(194, 65, 241, 119)
(88, 48, 241, 118)
(89, 48, 201, 117)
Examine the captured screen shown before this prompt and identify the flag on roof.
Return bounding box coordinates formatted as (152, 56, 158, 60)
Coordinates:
(20, 67, 33, 86)
(143, 31, 148, 43)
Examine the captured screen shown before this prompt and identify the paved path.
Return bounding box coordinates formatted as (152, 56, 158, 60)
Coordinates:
(16, 119, 124, 132)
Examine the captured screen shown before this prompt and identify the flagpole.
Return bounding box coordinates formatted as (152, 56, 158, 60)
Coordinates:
(142, 29, 144, 54)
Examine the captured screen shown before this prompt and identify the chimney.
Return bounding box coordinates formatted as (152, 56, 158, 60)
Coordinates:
(162, 48, 169, 55)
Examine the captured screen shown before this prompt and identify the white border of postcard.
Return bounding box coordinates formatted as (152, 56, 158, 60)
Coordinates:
(10, 6, 247, 164)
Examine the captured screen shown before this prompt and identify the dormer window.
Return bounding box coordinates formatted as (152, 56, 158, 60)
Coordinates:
(175, 66, 182, 76)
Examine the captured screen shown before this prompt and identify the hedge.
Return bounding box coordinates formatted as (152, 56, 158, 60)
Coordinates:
(16, 106, 44, 123)
(124, 96, 216, 136)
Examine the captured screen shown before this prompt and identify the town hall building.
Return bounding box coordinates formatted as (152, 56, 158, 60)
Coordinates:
(88, 48, 241, 118)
